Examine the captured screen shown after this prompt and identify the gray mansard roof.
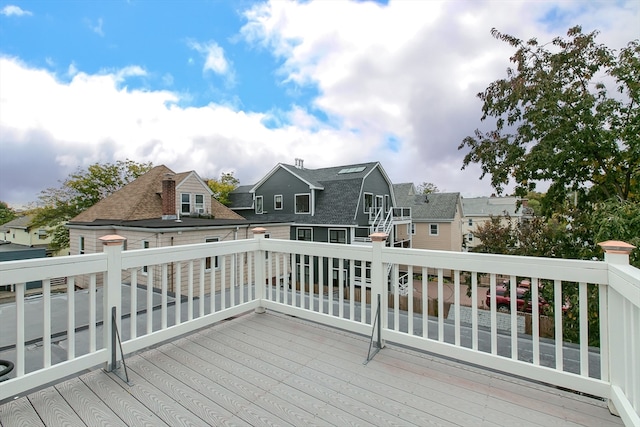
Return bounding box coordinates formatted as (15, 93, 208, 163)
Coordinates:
(230, 162, 388, 226)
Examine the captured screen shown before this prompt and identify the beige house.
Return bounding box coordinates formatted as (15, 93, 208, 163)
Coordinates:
(0, 215, 65, 256)
(67, 165, 289, 295)
(393, 183, 464, 252)
(461, 196, 533, 251)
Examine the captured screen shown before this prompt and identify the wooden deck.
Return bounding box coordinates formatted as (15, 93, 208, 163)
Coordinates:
(0, 311, 623, 427)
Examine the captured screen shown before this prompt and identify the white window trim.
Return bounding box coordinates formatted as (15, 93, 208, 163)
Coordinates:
(255, 195, 264, 214)
(296, 227, 313, 241)
(328, 228, 347, 244)
(363, 192, 373, 213)
(295, 193, 311, 214)
(180, 193, 191, 214)
(274, 194, 283, 210)
(429, 223, 439, 236)
(79, 236, 85, 255)
(194, 194, 205, 213)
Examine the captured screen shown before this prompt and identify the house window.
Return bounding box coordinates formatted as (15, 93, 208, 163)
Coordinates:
(255, 196, 264, 214)
(296, 255, 311, 284)
(194, 194, 205, 213)
(385, 195, 390, 212)
(142, 240, 150, 274)
(295, 194, 310, 214)
(364, 193, 373, 213)
(274, 194, 283, 210)
(468, 219, 473, 226)
(410, 223, 416, 235)
(181, 193, 190, 214)
(354, 260, 372, 283)
(429, 224, 439, 236)
(375, 195, 384, 213)
(297, 228, 312, 241)
(205, 237, 219, 270)
(329, 229, 346, 244)
(79, 236, 85, 255)
(467, 233, 473, 242)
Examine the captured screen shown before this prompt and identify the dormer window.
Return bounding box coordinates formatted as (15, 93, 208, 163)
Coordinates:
(295, 193, 310, 214)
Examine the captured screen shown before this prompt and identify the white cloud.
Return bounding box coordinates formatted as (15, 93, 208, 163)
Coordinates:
(240, 0, 640, 194)
(0, 57, 373, 206)
(1, 0, 638, 207)
(188, 40, 230, 75)
(1, 5, 32, 17)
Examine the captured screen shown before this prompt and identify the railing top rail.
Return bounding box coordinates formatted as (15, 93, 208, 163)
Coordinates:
(261, 238, 373, 260)
(0, 253, 107, 285)
(120, 238, 260, 269)
(380, 245, 610, 284)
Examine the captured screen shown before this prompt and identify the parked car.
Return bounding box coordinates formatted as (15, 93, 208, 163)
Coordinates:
(485, 284, 548, 313)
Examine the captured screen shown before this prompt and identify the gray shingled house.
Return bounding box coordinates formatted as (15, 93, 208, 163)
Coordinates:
(229, 159, 411, 246)
(393, 183, 464, 252)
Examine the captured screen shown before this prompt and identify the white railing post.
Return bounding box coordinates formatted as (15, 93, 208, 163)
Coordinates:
(253, 227, 267, 314)
(99, 235, 126, 371)
(599, 240, 638, 422)
(370, 232, 388, 348)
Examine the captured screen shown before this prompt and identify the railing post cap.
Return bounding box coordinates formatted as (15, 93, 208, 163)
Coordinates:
(99, 234, 127, 246)
(598, 240, 636, 254)
(252, 227, 267, 235)
(369, 232, 388, 242)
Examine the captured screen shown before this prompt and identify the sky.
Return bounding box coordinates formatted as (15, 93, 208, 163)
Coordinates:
(1, 0, 639, 208)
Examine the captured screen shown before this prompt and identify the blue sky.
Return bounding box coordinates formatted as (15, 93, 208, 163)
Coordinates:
(1, 0, 638, 207)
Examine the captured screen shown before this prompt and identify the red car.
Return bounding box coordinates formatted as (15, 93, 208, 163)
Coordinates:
(485, 285, 548, 313)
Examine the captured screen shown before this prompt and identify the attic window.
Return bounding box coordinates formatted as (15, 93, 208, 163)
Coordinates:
(338, 166, 366, 174)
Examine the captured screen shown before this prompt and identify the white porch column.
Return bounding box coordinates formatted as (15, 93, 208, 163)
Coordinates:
(253, 227, 267, 314)
(370, 232, 388, 348)
(598, 240, 636, 419)
(99, 234, 126, 371)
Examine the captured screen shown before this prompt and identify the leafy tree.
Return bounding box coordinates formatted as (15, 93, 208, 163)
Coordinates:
(207, 172, 240, 206)
(459, 26, 639, 215)
(0, 201, 17, 225)
(30, 160, 153, 252)
(468, 215, 518, 254)
(416, 182, 440, 194)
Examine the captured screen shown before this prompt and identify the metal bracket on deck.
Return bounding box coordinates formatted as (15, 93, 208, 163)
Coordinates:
(106, 306, 132, 386)
(364, 294, 383, 365)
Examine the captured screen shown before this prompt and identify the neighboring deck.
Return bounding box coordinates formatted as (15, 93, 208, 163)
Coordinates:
(0, 311, 622, 427)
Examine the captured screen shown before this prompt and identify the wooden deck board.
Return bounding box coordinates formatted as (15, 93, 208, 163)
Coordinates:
(55, 377, 127, 427)
(28, 387, 86, 427)
(0, 395, 45, 427)
(0, 311, 624, 427)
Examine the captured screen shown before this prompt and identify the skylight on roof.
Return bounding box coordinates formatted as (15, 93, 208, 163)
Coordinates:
(338, 166, 366, 174)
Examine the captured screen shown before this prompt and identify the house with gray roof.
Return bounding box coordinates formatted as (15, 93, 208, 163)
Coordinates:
(461, 196, 533, 251)
(229, 159, 411, 246)
(393, 183, 464, 252)
(67, 165, 290, 293)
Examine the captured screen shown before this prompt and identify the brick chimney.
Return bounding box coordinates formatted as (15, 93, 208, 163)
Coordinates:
(162, 173, 177, 220)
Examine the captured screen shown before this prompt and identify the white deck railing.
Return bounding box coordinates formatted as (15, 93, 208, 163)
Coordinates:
(0, 231, 638, 425)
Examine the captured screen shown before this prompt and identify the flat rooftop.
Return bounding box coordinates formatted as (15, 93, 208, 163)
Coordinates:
(0, 311, 623, 426)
